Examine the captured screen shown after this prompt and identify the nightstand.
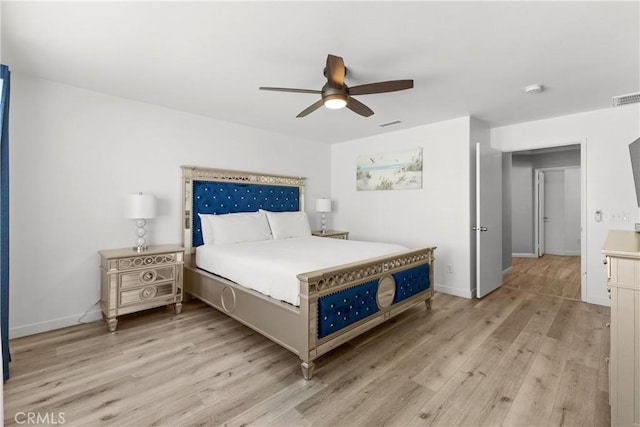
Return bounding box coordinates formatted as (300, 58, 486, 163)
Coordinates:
(99, 245, 184, 332)
(312, 230, 349, 240)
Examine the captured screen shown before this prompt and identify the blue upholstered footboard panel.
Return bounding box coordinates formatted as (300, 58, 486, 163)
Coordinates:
(317, 280, 379, 339)
(317, 263, 431, 339)
(191, 180, 300, 247)
(393, 263, 430, 304)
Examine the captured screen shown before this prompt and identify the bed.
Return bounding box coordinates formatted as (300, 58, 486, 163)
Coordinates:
(181, 166, 436, 379)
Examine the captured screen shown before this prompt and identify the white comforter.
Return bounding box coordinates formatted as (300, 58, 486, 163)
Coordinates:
(195, 236, 408, 306)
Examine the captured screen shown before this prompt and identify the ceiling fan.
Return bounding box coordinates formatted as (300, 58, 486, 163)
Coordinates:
(259, 54, 414, 118)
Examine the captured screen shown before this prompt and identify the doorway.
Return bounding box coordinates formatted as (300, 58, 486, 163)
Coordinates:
(506, 144, 583, 301)
(535, 167, 581, 257)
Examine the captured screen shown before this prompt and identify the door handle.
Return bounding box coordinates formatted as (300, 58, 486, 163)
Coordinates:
(480, 226, 488, 232)
(472, 226, 488, 231)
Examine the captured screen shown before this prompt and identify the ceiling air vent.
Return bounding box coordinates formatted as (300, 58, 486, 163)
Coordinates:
(379, 120, 402, 128)
(612, 92, 640, 107)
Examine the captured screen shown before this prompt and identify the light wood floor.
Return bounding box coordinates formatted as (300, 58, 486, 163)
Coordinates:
(3, 286, 609, 426)
(503, 255, 582, 301)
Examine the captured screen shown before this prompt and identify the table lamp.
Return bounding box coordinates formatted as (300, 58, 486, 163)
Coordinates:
(124, 193, 157, 252)
(315, 198, 332, 234)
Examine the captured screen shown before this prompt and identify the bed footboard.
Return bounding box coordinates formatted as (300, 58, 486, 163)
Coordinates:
(297, 246, 435, 379)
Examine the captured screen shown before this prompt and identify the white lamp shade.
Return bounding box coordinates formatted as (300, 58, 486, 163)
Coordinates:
(315, 198, 332, 213)
(124, 193, 157, 219)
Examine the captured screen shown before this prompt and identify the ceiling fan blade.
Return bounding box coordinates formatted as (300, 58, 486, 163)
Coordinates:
(346, 97, 374, 117)
(348, 80, 414, 96)
(297, 99, 324, 118)
(259, 87, 322, 94)
(326, 54, 345, 88)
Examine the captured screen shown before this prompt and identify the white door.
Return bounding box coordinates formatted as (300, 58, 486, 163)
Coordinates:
(476, 142, 503, 298)
(544, 170, 565, 255)
(535, 170, 546, 256)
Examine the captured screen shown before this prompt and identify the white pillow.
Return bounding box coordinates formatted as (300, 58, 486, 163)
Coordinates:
(198, 212, 272, 245)
(261, 210, 311, 240)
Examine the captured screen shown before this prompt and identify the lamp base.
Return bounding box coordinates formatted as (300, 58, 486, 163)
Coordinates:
(134, 221, 148, 252)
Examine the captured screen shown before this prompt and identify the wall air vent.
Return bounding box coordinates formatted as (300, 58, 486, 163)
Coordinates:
(612, 92, 640, 107)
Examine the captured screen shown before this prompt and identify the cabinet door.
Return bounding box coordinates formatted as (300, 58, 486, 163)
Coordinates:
(609, 256, 640, 427)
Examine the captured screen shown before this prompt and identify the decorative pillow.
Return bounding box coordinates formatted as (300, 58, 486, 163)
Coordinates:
(261, 210, 311, 240)
(198, 212, 272, 245)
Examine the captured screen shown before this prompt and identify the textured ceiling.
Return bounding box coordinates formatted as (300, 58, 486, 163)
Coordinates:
(3, 1, 639, 144)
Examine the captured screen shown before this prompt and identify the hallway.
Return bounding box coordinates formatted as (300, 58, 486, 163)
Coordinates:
(503, 255, 581, 300)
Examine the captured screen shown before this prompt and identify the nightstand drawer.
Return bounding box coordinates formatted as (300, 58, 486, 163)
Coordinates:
(119, 266, 176, 289)
(116, 253, 177, 271)
(119, 282, 175, 306)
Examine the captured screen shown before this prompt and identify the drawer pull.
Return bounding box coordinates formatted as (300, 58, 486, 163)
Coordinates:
(140, 270, 157, 284)
(605, 322, 610, 328)
(140, 286, 158, 300)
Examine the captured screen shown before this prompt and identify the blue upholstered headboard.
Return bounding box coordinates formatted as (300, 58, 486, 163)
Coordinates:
(182, 167, 306, 250)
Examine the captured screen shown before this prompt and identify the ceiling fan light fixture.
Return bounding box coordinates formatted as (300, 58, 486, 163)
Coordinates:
(259, 54, 413, 118)
(323, 93, 348, 109)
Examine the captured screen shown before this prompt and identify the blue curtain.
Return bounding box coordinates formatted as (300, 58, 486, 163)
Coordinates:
(1, 64, 11, 381)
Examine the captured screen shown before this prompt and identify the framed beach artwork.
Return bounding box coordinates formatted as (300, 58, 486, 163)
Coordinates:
(356, 147, 423, 191)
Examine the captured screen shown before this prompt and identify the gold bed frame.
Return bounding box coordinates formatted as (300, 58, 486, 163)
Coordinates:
(181, 166, 436, 379)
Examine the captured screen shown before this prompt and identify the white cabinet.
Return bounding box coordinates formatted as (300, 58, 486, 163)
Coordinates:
(602, 230, 640, 427)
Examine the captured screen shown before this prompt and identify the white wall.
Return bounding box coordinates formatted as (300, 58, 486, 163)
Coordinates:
(511, 156, 535, 254)
(501, 153, 512, 271)
(542, 167, 581, 256)
(331, 117, 474, 298)
(492, 104, 640, 306)
(532, 150, 580, 168)
(9, 73, 331, 337)
(564, 167, 581, 255)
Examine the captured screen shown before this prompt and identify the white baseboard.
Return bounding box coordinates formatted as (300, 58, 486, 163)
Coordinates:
(544, 250, 581, 257)
(586, 295, 611, 308)
(512, 253, 537, 258)
(435, 283, 473, 299)
(9, 309, 102, 339)
(502, 266, 513, 276)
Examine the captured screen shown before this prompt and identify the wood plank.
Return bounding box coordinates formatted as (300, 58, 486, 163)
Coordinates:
(455, 294, 564, 426)
(548, 360, 599, 426)
(412, 290, 526, 391)
(502, 337, 569, 426)
(406, 336, 510, 426)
